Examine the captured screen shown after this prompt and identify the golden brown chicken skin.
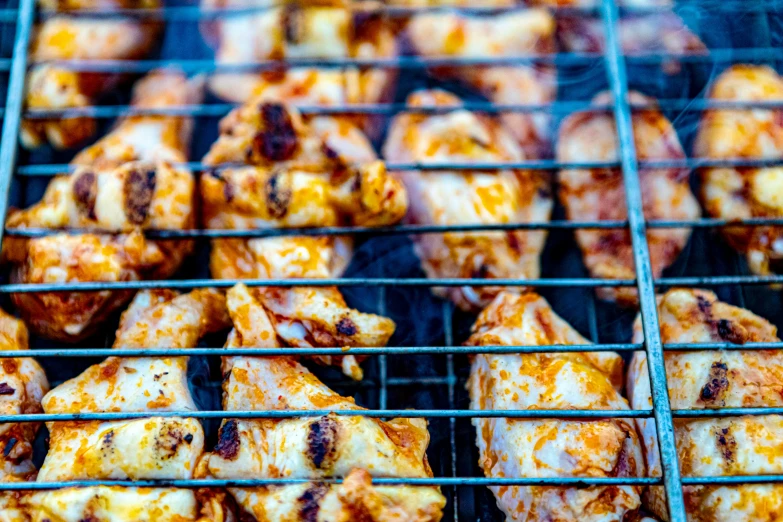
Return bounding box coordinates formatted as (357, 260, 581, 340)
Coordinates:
(627, 288, 783, 521)
(557, 91, 699, 306)
(22, 0, 160, 150)
(27, 288, 232, 522)
(195, 283, 446, 522)
(383, 90, 552, 312)
(695, 65, 783, 277)
(467, 292, 644, 521)
(6, 71, 203, 342)
(202, 100, 404, 379)
(403, 7, 556, 157)
(203, 0, 397, 135)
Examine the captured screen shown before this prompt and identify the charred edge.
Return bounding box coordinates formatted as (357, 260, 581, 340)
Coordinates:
(321, 142, 341, 162)
(307, 416, 338, 470)
(471, 263, 490, 279)
(215, 420, 240, 461)
(238, 511, 259, 522)
(352, 11, 384, 43)
(3, 437, 16, 457)
(700, 361, 729, 405)
(716, 319, 747, 344)
(223, 180, 235, 204)
(506, 232, 522, 255)
(76, 516, 99, 522)
(297, 483, 329, 522)
(282, 5, 303, 44)
(610, 434, 634, 478)
(335, 317, 358, 337)
(252, 104, 298, 162)
(715, 426, 737, 463)
(155, 425, 192, 459)
(101, 430, 114, 447)
(124, 169, 156, 225)
(696, 294, 713, 316)
(73, 171, 98, 220)
(0, 383, 15, 395)
(265, 173, 292, 219)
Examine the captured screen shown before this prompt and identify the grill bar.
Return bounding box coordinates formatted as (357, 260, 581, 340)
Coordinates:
(443, 302, 460, 522)
(601, 0, 686, 520)
(21, 98, 783, 119)
(0, 0, 33, 251)
(16, 156, 783, 176)
(24, 46, 783, 73)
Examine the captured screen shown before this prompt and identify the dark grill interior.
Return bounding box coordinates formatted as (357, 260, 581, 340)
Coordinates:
(1, 1, 783, 521)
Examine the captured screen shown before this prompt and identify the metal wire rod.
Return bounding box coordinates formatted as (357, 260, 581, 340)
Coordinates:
(4, 340, 783, 359)
(0, 409, 654, 423)
(601, 0, 686, 520)
(0, 277, 637, 293)
(9, 215, 783, 240)
(22, 98, 783, 120)
(0, 477, 661, 490)
(0, 0, 33, 252)
(17, 156, 783, 176)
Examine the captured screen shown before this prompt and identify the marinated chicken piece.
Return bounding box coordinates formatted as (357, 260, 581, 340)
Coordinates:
(6, 71, 203, 342)
(203, 101, 403, 379)
(23, 487, 231, 522)
(404, 8, 556, 157)
(203, 1, 396, 134)
(197, 283, 445, 521)
(694, 65, 783, 277)
(42, 288, 229, 414)
(383, 90, 552, 312)
(28, 288, 232, 521)
(627, 288, 783, 521)
(467, 292, 643, 521)
(558, 91, 699, 306)
(23, 0, 160, 149)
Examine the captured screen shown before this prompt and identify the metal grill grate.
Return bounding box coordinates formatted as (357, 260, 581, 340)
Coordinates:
(1, 1, 783, 521)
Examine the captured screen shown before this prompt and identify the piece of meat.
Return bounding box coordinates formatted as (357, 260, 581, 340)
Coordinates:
(6, 70, 203, 342)
(202, 101, 403, 379)
(203, 1, 397, 136)
(403, 7, 556, 157)
(383, 90, 552, 312)
(22, 0, 161, 149)
(197, 283, 446, 521)
(466, 291, 644, 521)
(627, 288, 783, 521)
(694, 65, 783, 277)
(557, 91, 699, 306)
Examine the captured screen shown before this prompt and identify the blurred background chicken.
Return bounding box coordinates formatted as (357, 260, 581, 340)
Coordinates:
(202, 100, 405, 380)
(467, 291, 644, 521)
(26, 287, 231, 521)
(557, 91, 699, 306)
(402, 7, 556, 158)
(383, 90, 552, 312)
(202, 0, 396, 136)
(22, 0, 161, 150)
(695, 65, 783, 277)
(0, 310, 48, 522)
(627, 288, 783, 521)
(197, 283, 446, 521)
(5, 70, 203, 342)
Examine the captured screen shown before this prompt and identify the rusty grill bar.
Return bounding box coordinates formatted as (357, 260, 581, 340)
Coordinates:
(0, 0, 782, 521)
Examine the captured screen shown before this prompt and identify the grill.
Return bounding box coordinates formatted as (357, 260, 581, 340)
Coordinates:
(1, 1, 783, 521)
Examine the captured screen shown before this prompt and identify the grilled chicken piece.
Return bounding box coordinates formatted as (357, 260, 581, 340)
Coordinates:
(197, 283, 445, 521)
(22, 0, 160, 149)
(557, 91, 699, 306)
(28, 288, 231, 521)
(403, 8, 555, 157)
(0, 309, 49, 522)
(6, 71, 203, 342)
(203, 0, 396, 134)
(203, 101, 402, 379)
(695, 65, 783, 277)
(627, 288, 783, 521)
(466, 292, 643, 521)
(23, 487, 231, 522)
(383, 90, 552, 312)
